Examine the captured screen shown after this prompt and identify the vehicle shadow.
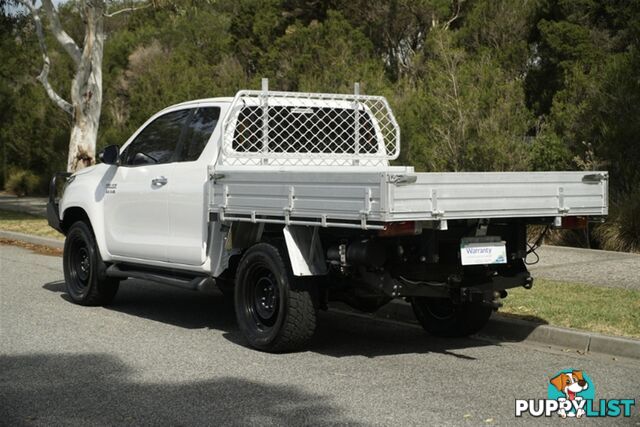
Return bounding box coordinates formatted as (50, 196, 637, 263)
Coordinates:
(44, 278, 237, 331)
(310, 311, 483, 359)
(43, 279, 531, 359)
(0, 353, 360, 426)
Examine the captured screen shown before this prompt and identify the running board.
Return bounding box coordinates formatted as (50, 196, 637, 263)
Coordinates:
(105, 264, 216, 291)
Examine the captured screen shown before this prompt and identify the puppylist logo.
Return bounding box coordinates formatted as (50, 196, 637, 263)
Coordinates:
(515, 369, 636, 418)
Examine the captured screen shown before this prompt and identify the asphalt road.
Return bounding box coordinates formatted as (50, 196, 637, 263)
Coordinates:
(1, 244, 639, 426)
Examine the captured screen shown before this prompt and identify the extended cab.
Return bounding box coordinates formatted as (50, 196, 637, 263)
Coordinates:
(48, 83, 609, 352)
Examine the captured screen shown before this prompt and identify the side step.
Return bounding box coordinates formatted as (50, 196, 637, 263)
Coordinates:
(105, 264, 216, 291)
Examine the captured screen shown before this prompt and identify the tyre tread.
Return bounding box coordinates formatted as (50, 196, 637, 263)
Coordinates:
(235, 242, 317, 352)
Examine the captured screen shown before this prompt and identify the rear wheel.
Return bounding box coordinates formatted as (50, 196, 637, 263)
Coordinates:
(234, 243, 317, 352)
(63, 221, 119, 305)
(410, 297, 492, 337)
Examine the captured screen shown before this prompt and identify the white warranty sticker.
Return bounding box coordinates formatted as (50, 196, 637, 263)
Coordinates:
(460, 238, 507, 265)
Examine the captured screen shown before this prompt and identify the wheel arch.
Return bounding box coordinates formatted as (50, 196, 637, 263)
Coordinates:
(60, 206, 90, 234)
(57, 163, 113, 262)
(60, 205, 111, 262)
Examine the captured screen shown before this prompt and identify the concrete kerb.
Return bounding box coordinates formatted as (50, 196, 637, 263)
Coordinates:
(342, 299, 640, 360)
(1, 229, 638, 360)
(0, 230, 64, 249)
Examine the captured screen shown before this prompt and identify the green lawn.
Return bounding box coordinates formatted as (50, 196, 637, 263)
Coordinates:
(0, 209, 63, 239)
(501, 278, 640, 339)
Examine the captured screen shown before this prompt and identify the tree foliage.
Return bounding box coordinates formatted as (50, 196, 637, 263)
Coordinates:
(1, 0, 639, 249)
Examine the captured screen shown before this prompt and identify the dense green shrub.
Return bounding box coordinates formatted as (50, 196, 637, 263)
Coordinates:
(529, 132, 573, 171)
(593, 190, 640, 254)
(5, 169, 41, 197)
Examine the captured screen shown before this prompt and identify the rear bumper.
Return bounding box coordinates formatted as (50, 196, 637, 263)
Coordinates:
(47, 172, 71, 234)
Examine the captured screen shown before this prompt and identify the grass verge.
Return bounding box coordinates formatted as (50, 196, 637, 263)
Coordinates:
(501, 278, 640, 339)
(0, 209, 63, 239)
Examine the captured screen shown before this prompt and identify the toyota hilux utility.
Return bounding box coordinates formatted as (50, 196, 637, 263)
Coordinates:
(48, 82, 609, 352)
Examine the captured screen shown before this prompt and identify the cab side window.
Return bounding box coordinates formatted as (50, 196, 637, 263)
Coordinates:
(121, 109, 191, 166)
(178, 107, 221, 162)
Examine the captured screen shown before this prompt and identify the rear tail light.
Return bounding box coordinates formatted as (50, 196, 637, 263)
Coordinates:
(560, 216, 588, 229)
(378, 221, 422, 237)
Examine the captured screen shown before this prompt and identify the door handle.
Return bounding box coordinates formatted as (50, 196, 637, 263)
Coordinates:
(152, 176, 168, 186)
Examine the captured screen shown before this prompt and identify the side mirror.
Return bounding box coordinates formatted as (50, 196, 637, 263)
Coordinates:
(98, 144, 120, 165)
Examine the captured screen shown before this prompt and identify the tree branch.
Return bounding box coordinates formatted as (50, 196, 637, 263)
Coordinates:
(41, 0, 82, 65)
(442, 0, 463, 31)
(17, 0, 74, 115)
(104, 2, 151, 18)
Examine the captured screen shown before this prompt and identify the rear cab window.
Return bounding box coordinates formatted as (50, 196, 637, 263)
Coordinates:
(177, 107, 221, 162)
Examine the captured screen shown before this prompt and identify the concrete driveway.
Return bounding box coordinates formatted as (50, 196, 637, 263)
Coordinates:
(0, 195, 47, 217)
(529, 245, 640, 290)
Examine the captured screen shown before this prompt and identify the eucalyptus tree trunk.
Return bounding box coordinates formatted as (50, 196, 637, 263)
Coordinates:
(67, 1, 104, 171)
(19, 0, 106, 172)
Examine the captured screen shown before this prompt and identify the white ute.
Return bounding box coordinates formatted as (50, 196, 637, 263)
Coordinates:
(47, 82, 609, 352)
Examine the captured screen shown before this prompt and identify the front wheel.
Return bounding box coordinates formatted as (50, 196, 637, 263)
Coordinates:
(63, 221, 119, 306)
(234, 243, 317, 352)
(410, 297, 492, 337)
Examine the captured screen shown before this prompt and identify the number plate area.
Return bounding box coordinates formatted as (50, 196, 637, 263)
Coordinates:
(460, 237, 507, 266)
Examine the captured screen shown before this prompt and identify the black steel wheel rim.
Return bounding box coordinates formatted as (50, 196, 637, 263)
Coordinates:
(67, 234, 91, 292)
(244, 264, 280, 330)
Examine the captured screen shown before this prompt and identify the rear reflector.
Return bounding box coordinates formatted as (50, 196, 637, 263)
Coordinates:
(560, 216, 588, 229)
(378, 221, 422, 237)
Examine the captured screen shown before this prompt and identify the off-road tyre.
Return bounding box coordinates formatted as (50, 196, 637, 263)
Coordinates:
(63, 221, 119, 305)
(410, 297, 492, 337)
(234, 243, 317, 352)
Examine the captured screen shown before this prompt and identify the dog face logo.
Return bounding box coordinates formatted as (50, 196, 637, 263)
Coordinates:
(550, 370, 589, 400)
(548, 370, 593, 418)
